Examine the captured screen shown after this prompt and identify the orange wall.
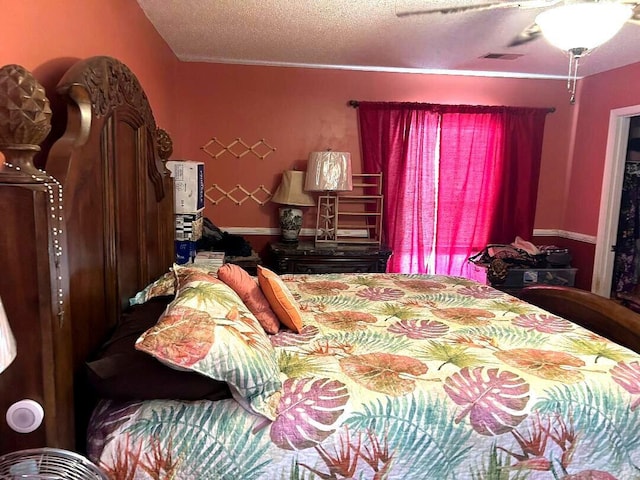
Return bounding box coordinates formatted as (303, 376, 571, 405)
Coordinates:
(565, 62, 640, 236)
(4, 0, 638, 287)
(0, 0, 180, 138)
(0, 0, 578, 241)
(172, 62, 574, 237)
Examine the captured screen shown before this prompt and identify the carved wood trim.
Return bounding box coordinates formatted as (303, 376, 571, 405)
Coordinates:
(49, 56, 164, 201)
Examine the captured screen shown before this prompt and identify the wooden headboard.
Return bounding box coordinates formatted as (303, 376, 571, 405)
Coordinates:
(0, 56, 174, 453)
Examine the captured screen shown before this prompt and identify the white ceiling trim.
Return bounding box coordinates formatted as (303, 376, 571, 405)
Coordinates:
(180, 55, 570, 80)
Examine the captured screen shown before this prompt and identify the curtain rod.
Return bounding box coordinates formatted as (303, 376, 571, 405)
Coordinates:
(348, 100, 555, 113)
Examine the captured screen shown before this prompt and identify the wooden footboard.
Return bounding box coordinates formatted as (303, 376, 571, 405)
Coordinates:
(520, 285, 640, 353)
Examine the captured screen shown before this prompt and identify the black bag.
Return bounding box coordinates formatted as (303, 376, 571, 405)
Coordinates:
(469, 244, 546, 284)
(196, 218, 253, 257)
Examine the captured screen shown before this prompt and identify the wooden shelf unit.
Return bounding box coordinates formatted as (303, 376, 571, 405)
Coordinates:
(315, 173, 384, 246)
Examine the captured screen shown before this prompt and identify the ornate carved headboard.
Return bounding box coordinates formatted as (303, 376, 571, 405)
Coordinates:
(0, 56, 174, 452)
(47, 56, 174, 374)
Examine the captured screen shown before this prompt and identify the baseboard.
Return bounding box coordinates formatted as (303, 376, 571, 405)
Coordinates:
(533, 229, 596, 245)
(221, 227, 597, 245)
(221, 227, 368, 237)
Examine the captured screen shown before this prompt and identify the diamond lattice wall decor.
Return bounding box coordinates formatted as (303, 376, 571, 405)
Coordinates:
(201, 137, 276, 160)
(205, 184, 273, 206)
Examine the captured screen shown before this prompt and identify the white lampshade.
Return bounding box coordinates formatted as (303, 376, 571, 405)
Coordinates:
(305, 151, 353, 192)
(0, 297, 16, 374)
(536, 2, 632, 51)
(271, 170, 315, 206)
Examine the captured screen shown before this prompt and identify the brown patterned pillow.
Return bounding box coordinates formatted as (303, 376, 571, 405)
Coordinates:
(135, 264, 282, 419)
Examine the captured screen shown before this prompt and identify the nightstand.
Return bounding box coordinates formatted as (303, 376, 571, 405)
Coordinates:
(268, 242, 392, 274)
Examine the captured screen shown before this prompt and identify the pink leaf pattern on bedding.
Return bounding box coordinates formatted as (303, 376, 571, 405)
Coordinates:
(457, 284, 505, 299)
(339, 353, 428, 396)
(431, 307, 496, 326)
(387, 318, 449, 339)
(494, 349, 585, 383)
(174, 267, 218, 286)
(136, 306, 215, 367)
(611, 361, 640, 410)
(315, 311, 378, 331)
(304, 339, 355, 357)
(95, 273, 640, 478)
(392, 279, 446, 292)
(270, 377, 349, 450)
(297, 281, 350, 295)
(512, 314, 574, 334)
(561, 472, 617, 479)
(270, 325, 320, 347)
(223, 306, 274, 356)
(399, 298, 437, 309)
(356, 287, 405, 301)
(147, 272, 175, 298)
(443, 366, 530, 435)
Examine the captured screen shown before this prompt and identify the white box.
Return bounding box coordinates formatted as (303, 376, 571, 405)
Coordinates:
(175, 209, 204, 241)
(167, 160, 205, 213)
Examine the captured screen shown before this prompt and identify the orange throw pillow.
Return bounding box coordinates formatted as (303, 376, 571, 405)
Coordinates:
(257, 265, 303, 333)
(217, 263, 280, 334)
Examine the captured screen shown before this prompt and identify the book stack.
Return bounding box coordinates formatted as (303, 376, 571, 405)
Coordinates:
(194, 251, 225, 271)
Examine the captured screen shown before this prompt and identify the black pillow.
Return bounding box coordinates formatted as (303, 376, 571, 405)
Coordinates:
(86, 295, 231, 401)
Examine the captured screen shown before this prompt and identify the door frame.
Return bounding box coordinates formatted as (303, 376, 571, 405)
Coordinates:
(592, 104, 640, 296)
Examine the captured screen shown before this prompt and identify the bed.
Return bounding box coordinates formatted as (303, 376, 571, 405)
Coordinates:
(1, 57, 640, 479)
(85, 270, 640, 479)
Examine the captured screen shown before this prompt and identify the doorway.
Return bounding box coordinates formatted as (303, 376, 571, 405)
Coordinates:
(611, 117, 640, 301)
(593, 106, 640, 297)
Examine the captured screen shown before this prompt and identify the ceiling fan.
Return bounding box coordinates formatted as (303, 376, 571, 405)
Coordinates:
(397, 0, 640, 103)
(396, 0, 640, 47)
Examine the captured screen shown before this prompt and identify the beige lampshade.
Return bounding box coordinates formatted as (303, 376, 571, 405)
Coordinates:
(305, 151, 353, 192)
(271, 170, 315, 206)
(0, 296, 16, 374)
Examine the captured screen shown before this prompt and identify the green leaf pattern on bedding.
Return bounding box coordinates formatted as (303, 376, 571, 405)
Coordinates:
(92, 273, 640, 479)
(129, 400, 272, 479)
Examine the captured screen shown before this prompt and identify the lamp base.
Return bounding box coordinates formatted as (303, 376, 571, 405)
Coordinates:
(279, 206, 303, 243)
(314, 194, 338, 244)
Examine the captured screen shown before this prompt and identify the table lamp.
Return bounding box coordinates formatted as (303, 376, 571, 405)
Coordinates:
(271, 170, 315, 243)
(0, 296, 16, 374)
(305, 150, 353, 244)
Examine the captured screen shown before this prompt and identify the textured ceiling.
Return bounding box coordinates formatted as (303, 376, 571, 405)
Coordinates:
(137, 0, 640, 78)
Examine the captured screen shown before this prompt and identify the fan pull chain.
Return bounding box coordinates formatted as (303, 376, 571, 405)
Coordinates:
(567, 47, 587, 105)
(567, 53, 578, 105)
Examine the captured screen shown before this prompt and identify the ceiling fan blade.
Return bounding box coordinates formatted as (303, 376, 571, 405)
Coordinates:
(627, 4, 640, 25)
(396, 0, 561, 17)
(397, 1, 528, 17)
(508, 22, 542, 47)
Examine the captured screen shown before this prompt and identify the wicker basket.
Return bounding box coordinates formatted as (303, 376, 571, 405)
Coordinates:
(0, 448, 108, 480)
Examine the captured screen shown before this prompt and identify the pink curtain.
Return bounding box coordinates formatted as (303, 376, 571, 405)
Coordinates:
(358, 102, 548, 279)
(489, 108, 548, 243)
(358, 104, 439, 273)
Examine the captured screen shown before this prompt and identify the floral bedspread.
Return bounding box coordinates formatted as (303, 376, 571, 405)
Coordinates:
(88, 273, 640, 479)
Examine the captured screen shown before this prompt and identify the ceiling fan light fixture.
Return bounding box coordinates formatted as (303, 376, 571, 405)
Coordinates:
(535, 2, 633, 51)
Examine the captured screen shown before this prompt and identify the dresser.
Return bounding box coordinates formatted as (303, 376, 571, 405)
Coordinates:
(268, 242, 392, 274)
